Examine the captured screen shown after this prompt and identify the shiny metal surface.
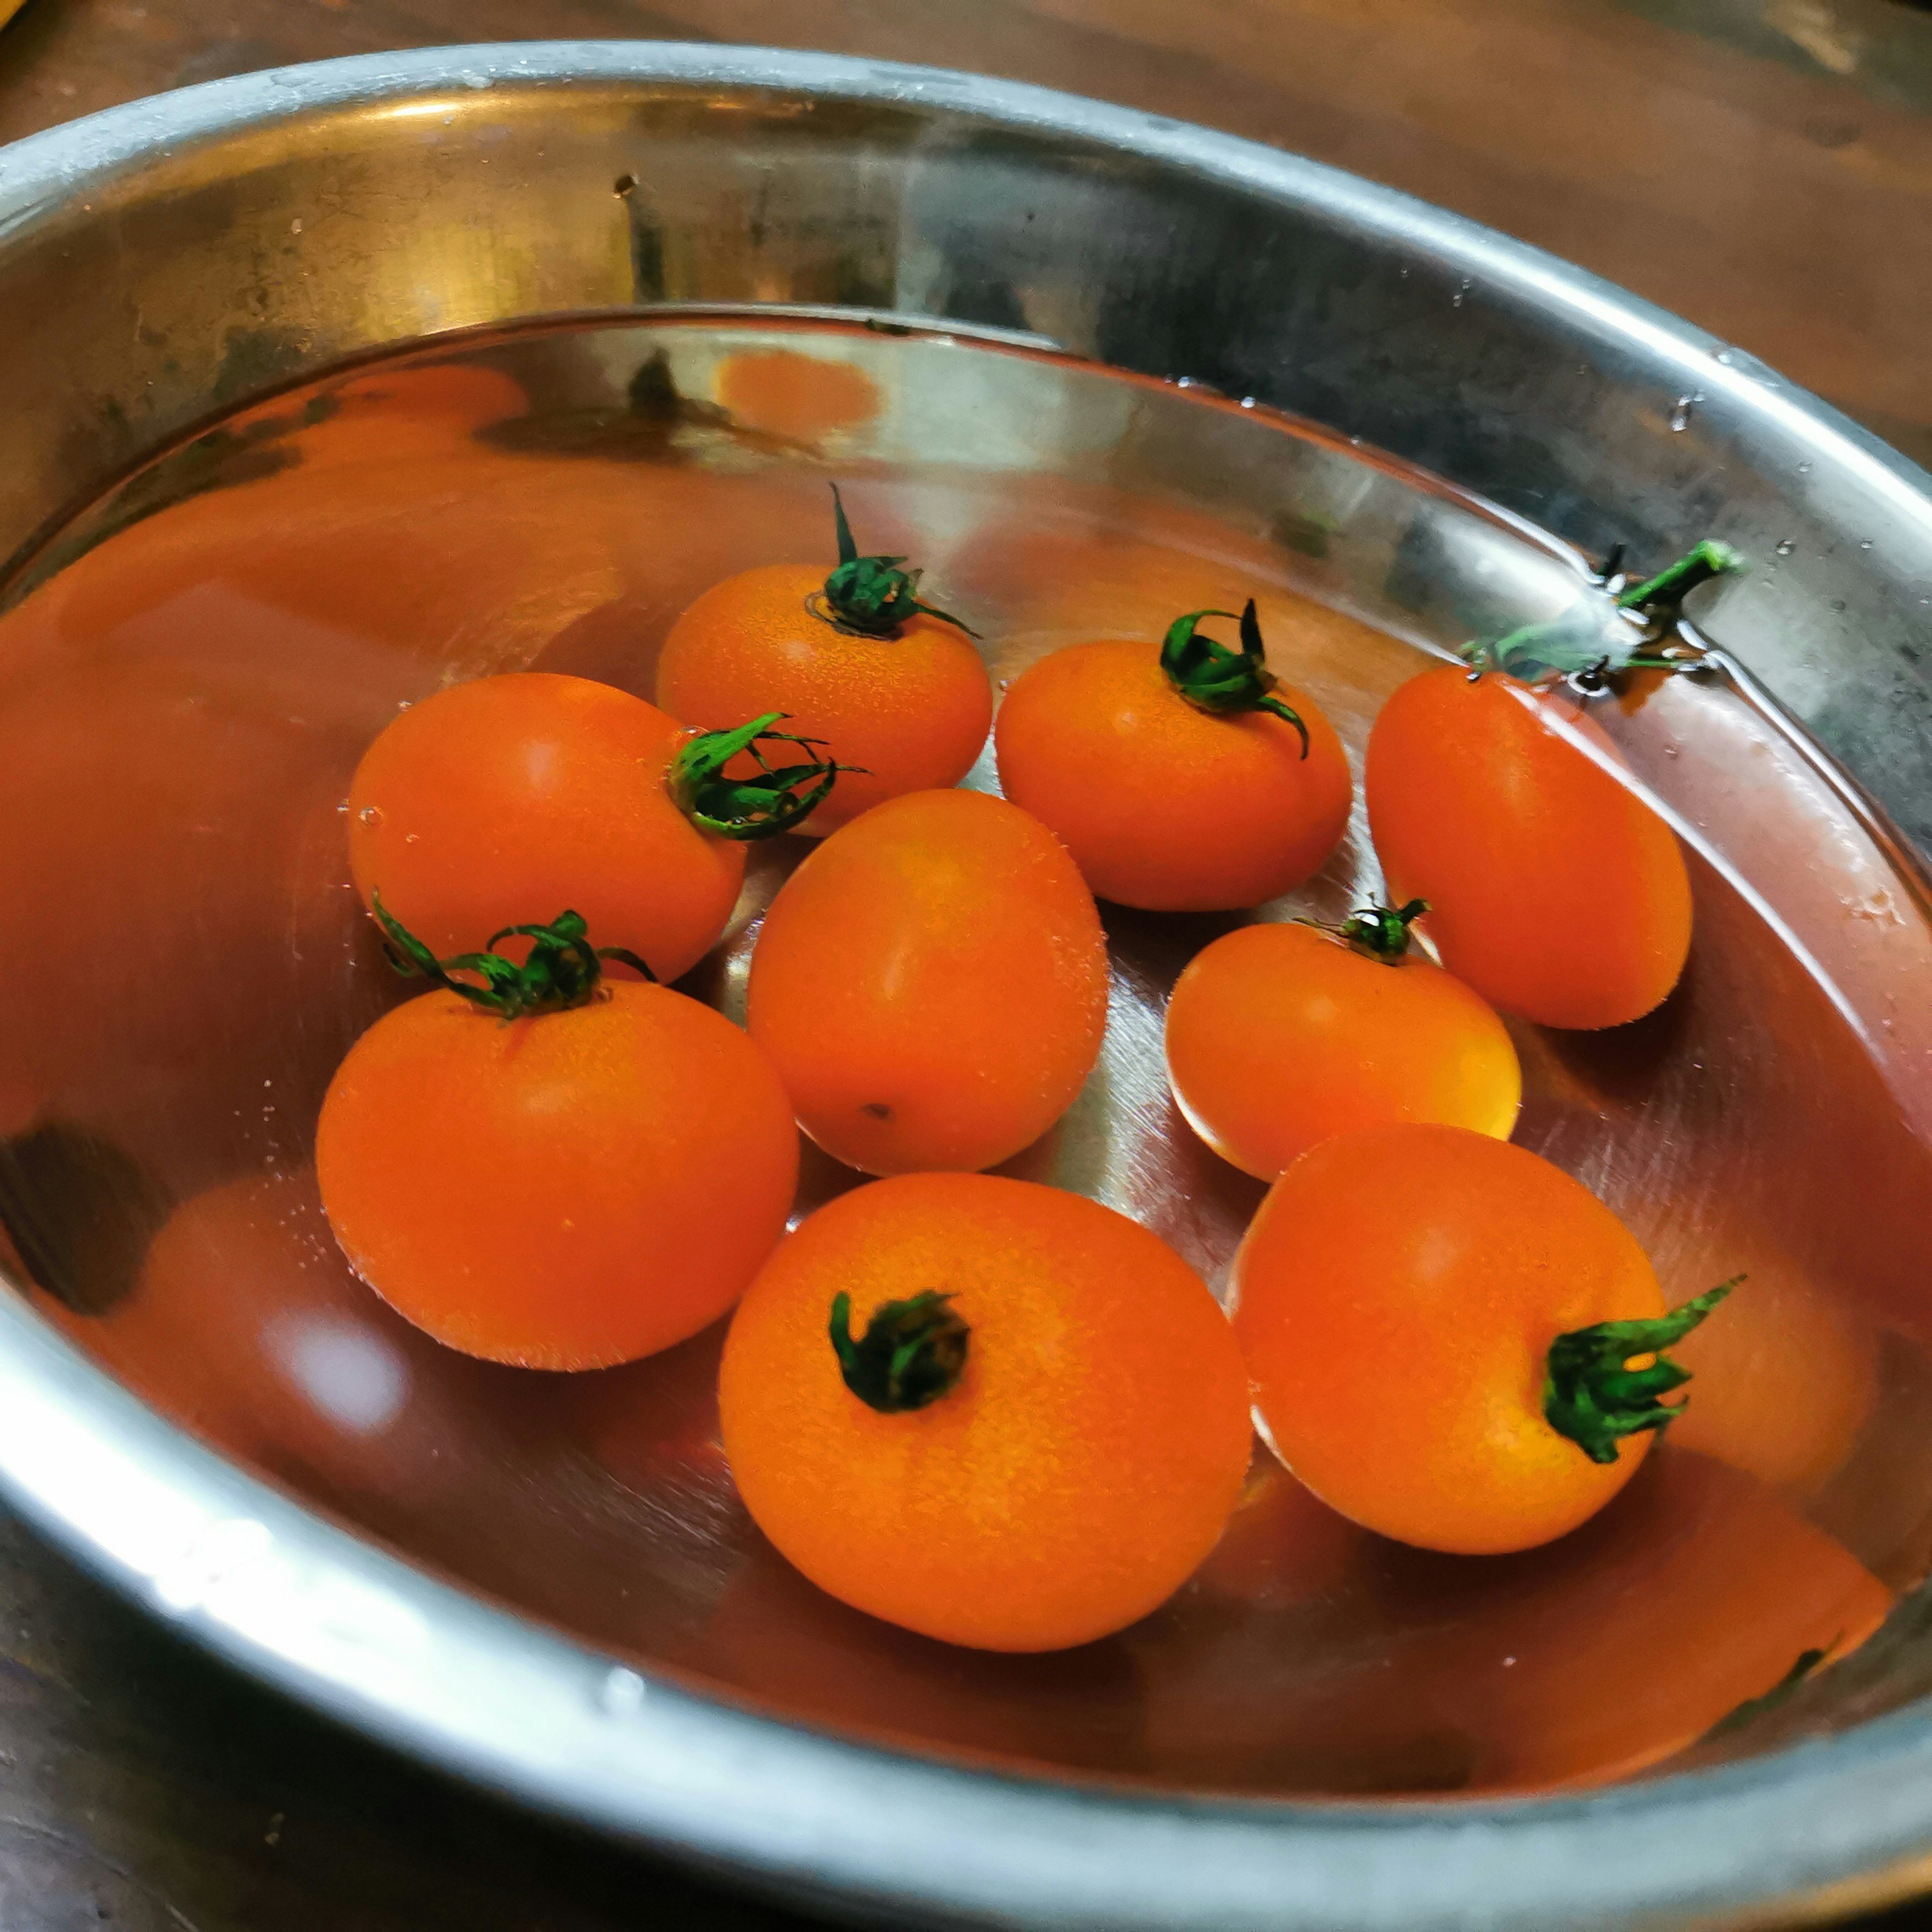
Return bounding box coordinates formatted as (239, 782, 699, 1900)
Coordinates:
(1, 42, 1931, 1932)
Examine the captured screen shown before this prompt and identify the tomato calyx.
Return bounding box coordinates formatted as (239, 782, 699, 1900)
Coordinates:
(1466, 538, 1743, 687)
(670, 711, 863, 841)
(1330, 897, 1429, 965)
(808, 484, 978, 641)
(829, 1288, 970, 1413)
(1542, 1275, 1740, 1465)
(1160, 600, 1310, 757)
(373, 895, 655, 1019)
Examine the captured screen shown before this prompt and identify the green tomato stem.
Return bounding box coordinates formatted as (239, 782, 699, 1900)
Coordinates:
(1466, 537, 1742, 680)
(1159, 599, 1310, 757)
(1543, 1276, 1741, 1465)
(829, 1289, 970, 1413)
(813, 484, 978, 640)
(1332, 898, 1429, 964)
(372, 896, 654, 1019)
(669, 711, 863, 841)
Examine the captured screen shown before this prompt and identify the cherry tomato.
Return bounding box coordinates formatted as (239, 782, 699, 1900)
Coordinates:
(349, 672, 843, 983)
(657, 488, 992, 835)
(1164, 902, 1520, 1179)
(993, 602, 1351, 910)
(316, 914, 797, 1369)
(718, 1171, 1252, 1651)
(1365, 666, 1693, 1029)
(746, 788, 1108, 1175)
(1233, 1123, 1733, 1554)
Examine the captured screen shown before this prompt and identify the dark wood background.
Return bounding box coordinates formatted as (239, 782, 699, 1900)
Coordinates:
(1, 2, 1929, 1926)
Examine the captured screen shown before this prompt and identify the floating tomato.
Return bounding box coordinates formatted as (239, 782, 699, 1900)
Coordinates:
(657, 487, 991, 834)
(746, 788, 1108, 1175)
(1365, 666, 1692, 1029)
(1164, 901, 1520, 1179)
(316, 911, 797, 1369)
(1233, 1123, 1734, 1554)
(348, 671, 846, 983)
(719, 1172, 1252, 1651)
(994, 601, 1351, 910)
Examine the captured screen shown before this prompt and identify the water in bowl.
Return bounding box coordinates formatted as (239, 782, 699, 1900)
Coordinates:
(2, 314, 1929, 1798)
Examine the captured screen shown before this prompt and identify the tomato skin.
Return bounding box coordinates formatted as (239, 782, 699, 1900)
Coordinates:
(746, 789, 1108, 1175)
(1232, 1123, 1670, 1555)
(315, 982, 797, 1370)
(657, 564, 993, 835)
(993, 640, 1352, 911)
(347, 673, 744, 984)
(718, 1172, 1253, 1651)
(1365, 666, 1693, 1029)
(1165, 921, 1521, 1179)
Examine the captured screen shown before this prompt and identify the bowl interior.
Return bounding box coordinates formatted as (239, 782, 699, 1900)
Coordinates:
(2, 314, 1929, 1800)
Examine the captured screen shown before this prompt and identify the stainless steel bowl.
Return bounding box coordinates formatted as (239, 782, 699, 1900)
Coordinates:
(4, 42, 1932, 1931)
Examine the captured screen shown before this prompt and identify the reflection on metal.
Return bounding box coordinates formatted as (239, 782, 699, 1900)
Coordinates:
(0, 43, 1930, 1932)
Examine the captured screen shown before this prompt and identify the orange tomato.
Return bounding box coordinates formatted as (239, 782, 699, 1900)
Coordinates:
(1365, 666, 1693, 1028)
(316, 926, 797, 1370)
(718, 1172, 1253, 1651)
(1233, 1123, 1730, 1554)
(1164, 906, 1520, 1179)
(348, 672, 841, 983)
(656, 489, 991, 834)
(745, 789, 1108, 1175)
(993, 605, 1352, 910)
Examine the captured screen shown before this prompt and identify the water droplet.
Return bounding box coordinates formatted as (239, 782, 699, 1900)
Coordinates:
(404, 832, 420, 844)
(1451, 278, 1472, 308)
(335, 800, 350, 814)
(289, 217, 303, 235)
(1239, 396, 1256, 410)
(358, 805, 383, 827)
(1714, 347, 1735, 365)
(1662, 744, 1680, 758)
(1798, 461, 1813, 475)
(1776, 539, 1795, 557)
(1830, 599, 1847, 612)
(1668, 393, 1701, 433)
(598, 1666, 647, 1716)
(1860, 539, 1874, 550)
(396, 699, 414, 710)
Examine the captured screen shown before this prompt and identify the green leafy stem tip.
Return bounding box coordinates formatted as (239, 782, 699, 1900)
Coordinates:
(810, 483, 977, 640)
(1543, 1275, 1741, 1465)
(829, 1289, 970, 1414)
(373, 897, 654, 1020)
(1160, 599, 1310, 757)
(669, 711, 863, 841)
(1467, 538, 1743, 681)
(1330, 897, 1429, 963)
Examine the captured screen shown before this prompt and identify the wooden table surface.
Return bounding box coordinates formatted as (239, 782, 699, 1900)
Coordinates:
(1, 2, 1930, 1927)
